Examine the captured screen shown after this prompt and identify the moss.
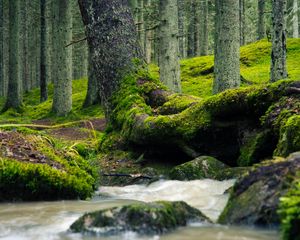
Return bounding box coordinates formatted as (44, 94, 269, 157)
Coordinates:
(70, 201, 210, 235)
(238, 130, 276, 167)
(169, 156, 228, 180)
(279, 179, 300, 240)
(275, 115, 300, 157)
(0, 158, 94, 201)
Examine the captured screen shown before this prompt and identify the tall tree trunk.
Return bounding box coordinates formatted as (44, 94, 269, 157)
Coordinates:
(200, 0, 209, 56)
(144, 0, 152, 63)
(213, 0, 240, 94)
(178, 0, 186, 59)
(3, 0, 22, 111)
(40, 0, 48, 102)
(187, 1, 196, 57)
(257, 0, 266, 40)
(83, 45, 101, 107)
(0, 0, 3, 97)
(78, 0, 142, 116)
(292, 0, 299, 38)
(270, 0, 288, 82)
(158, 0, 181, 93)
(239, 0, 245, 45)
(52, 0, 73, 116)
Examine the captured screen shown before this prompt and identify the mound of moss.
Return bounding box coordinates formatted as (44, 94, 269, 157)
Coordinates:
(70, 201, 210, 235)
(0, 130, 97, 201)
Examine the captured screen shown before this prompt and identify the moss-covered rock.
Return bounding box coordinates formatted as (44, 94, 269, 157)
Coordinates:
(169, 156, 228, 180)
(218, 152, 300, 226)
(279, 172, 300, 240)
(70, 201, 211, 235)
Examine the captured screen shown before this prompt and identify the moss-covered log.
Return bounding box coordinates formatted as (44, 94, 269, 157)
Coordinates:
(79, 0, 300, 166)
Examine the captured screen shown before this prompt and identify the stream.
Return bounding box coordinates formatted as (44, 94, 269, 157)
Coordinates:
(0, 179, 278, 240)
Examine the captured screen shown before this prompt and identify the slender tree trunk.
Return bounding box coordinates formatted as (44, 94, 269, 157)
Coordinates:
(257, 0, 266, 40)
(78, 0, 142, 116)
(239, 0, 245, 45)
(40, 0, 48, 102)
(158, 0, 181, 93)
(22, 0, 30, 93)
(270, 0, 288, 82)
(3, 0, 22, 111)
(187, 1, 196, 57)
(83, 45, 101, 107)
(213, 0, 240, 94)
(144, 0, 152, 63)
(52, 0, 73, 116)
(200, 0, 209, 56)
(0, 0, 3, 97)
(178, 0, 186, 59)
(292, 0, 299, 38)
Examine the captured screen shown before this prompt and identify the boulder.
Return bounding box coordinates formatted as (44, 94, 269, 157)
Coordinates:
(70, 201, 211, 235)
(218, 152, 300, 226)
(169, 156, 229, 180)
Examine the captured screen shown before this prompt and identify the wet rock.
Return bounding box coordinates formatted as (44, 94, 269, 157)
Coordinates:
(169, 156, 229, 180)
(70, 201, 211, 235)
(218, 152, 300, 226)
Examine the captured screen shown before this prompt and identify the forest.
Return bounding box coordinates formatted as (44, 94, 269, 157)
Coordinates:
(0, 0, 300, 240)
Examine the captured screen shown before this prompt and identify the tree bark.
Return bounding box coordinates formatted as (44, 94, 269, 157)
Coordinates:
(177, 0, 186, 59)
(3, 0, 22, 111)
(200, 0, 209, 56)
(52, 0, 73, 116)
(40, 0, 48, 102)
(292, 0, 299, 38)
(78, 0, 142, 116)
(0, 0, 3, 97)
(257, 0, 266, 40)
(239, 0, 245, 45)
(158, 0, 181, 93)
(270, 0, 288, 82)
(213, 0, 240, 94)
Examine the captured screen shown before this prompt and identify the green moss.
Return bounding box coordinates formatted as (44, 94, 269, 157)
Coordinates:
(275, 115, 300, 157)
(0, 158, 94, 201)
(279, 179, 300, 240)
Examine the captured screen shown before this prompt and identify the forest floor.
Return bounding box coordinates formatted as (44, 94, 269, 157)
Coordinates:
(0, 38, 300, 193)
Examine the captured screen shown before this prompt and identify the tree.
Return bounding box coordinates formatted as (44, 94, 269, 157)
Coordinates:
(158, 0, 181, 93)
(52, 0, 73, 116)
(78, 0, 142, 116)
(292, 0, 299, 38)
(40, 0, 48, 102)
(257, 0, 266, 40)
(3, 0, 22, 111)
(270, 0, 288, 82)
(213, 0, 240, 94)
(0, 0, 3, 97)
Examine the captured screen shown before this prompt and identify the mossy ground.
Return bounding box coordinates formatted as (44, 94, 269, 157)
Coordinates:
(150, 39, 300, 98)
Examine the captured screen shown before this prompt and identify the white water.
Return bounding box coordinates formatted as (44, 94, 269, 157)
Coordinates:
(0, 179, 279, 240)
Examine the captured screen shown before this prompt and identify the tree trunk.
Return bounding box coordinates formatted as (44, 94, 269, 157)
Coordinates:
(257, 0, 266, 40)
(177, 0, 186, 59)
(292, 0, 299, 38)
(158, 0, 181, 93)
(3, 0, 22, 111)
(270, 0, 288, 82)
(200, 0, 209, 56)
(213, 0, 240, 94)
(83, 45, 101, 107)
(239, 0, 245, 45)
(0, 0, 3, 97)
(52, 0, 73, 116)
(78, 0, 142, 116)
(187, 1, 196, 57)
(40, 0, 48, 102)
(144, 0, 152, 63)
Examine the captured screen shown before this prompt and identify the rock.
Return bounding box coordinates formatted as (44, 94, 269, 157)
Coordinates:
(169, 156, 229, 180)
(218, 152, 300, 226)
(70, 201, 211, 235)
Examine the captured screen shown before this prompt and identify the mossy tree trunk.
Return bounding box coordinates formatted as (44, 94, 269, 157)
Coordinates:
(79, 0, 300, 166)
(78, 0, 142, 116)
(257, 0, 266, 40)
(0, 0, 3, 97)
(158, 0, 181, 93)
(292, 0, 299, 38)
(213, 0, 240, 94)
(270, 0, 288, 82)
(177, 0, 186, 59)
(52, 0, 73, 116)
(3, 0, 22, 111)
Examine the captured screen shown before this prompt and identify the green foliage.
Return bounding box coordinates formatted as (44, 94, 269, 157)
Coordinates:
(0, 158, 94, 201)
(279, 180, 300, 240)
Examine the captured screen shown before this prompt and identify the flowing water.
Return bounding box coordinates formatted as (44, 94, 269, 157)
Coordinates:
(0, 179, 278, 240)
